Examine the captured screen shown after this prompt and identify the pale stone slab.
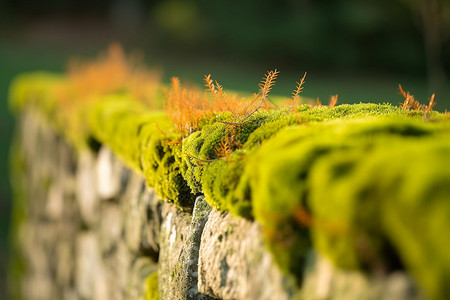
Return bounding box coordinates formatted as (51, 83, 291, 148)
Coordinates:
(96, 146, 130, 201)
(76, 151, 99, 226)
(198, 209, 298, 300)
(299, 251, 422, 300)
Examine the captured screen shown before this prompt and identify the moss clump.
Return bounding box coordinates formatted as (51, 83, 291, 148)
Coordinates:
(90, 95, 197, 210)
(144, 272, 159, 300)
(246, 117, 450, 299)
(8, 72, 64, 114)
(142, 133, 197, 210)
(311, 139, 450, 299)
(8, 138, 28, 300)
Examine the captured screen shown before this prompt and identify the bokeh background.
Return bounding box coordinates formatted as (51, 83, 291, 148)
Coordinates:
(1, 0, 449, 298)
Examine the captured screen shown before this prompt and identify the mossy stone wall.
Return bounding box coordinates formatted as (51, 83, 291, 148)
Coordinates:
(10, 109, 426, 300)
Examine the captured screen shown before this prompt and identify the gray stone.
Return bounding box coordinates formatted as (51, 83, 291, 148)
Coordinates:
(75, 232, 105, 299)
(172, 195, 215, 300)
(76, 150, 99, 226)
(101, 240, 134, 300)
(123, 171, 161, 257)
(299, 251, 423, 300)
(158, 202, 192, 299)
(96, 146, 130, 201)
(98, 202, 123, 255)
(198, 209, 297, 300)
(125, 257, 158, 300)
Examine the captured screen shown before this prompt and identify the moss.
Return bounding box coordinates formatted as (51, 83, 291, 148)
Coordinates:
(143, 133, 196, 210)
(8, 72, 64, 114)
(246, 117, 450, 299)
(144, 272, 159, 300)
(90, 95, 196, 210)
(201, 150, 253, 217)
(9, 70, 450, 299)
(330, 139, 450, 300)
(8, 137, 28, 300)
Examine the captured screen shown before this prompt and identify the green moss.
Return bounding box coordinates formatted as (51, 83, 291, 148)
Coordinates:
(8, 72, 63, 114)
(8, 138, 28, 300)
(9, 71, 450, 300)
(143, 133, 196, 210)
(144, 272, 159, 300)
(322, 139, 450, 299)
(246, 117, 450, 299)
(90, 95, 196, 210)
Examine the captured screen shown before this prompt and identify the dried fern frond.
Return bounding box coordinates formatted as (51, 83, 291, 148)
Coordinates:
(426, 94, 436, 113)
(66, 43, 161, 106)
(398, 84, 436, 116)
(235, 69, 278, 124)
(398, 84, 407, 99)
(399, 84, 417, 111)
(165, 77, 211, 136)
(329, 94, 338, 108)
(316, 98, 322, 108)
(259, 69, 279, 99)
(287, 72, 307, 113)
(204, 74, 217, 95)
(204, 74, 241, 117)
(215, 139, 232, 158)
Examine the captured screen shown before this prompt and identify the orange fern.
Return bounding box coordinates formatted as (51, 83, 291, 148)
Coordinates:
(329, 94, 338, 108)
(399, 84, 436, 116)
(164, 77, 211, 136)
(287, 72, 307, 113)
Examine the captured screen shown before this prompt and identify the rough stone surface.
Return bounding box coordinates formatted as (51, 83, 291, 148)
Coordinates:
(76, 150, 99, 226)
(125, 257, 158, 300)
(75, 232, 105, 299)
(12, 109, 425, 300)
(198, 210, 298, 300)
(122, 171, 161, 258)
(299, 251, 422, 300)
(96, 146, 130, 201)
(158, 202, 192, 299)
(173, 196, 215, 300)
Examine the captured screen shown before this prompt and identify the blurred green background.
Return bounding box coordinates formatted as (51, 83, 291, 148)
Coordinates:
(1, 0, 449, 298)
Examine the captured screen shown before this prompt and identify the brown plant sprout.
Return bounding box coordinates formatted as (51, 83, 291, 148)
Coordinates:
(426, 93, 436, 113)
(293, 206, 312, 228)
(215, 139, 232, 159)
(399, 84, 417, 110)
(217, 69, 279, 125)
(329, 94, 338, 108)
(204, 74, 246, 118)
(164, 77, 211, 136)
(398, 84, 437, 119)
(315, 98, 322, 108)
(287, 72, 307, 114)
(183, 152, 218, 166)
(65, 43, 161, 107)
(215, 126, 241, 159)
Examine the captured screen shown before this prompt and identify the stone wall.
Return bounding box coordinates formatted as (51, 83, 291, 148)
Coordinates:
(11, 110, 421, 299)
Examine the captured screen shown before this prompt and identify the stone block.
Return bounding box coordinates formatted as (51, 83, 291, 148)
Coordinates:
(96, 146, 130, 201)
(299, 251, 422, 300)
(198, 210, 297, 300)
(76, 150, 99, 226)
(123, 171, 161, 257)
